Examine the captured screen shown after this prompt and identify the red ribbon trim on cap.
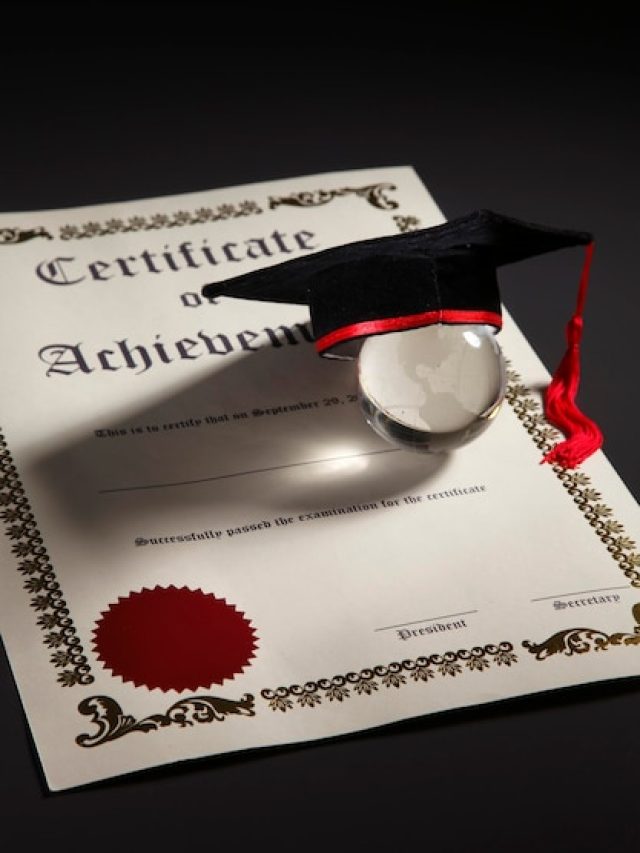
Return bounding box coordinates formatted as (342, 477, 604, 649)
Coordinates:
(315, 309, 503, 353)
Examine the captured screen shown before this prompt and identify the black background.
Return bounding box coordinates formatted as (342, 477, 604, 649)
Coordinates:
(1, 4, 639, 850)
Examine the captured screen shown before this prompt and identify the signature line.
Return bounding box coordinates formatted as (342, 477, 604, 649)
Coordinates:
(375, 610, 478, 632)
(98, 447, 400, 494)
(531, 584, 629, 602)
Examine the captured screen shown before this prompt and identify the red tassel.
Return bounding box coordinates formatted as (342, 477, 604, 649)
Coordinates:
(542, 242, 603, 468)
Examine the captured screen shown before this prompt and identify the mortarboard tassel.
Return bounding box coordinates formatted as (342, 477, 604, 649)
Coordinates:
(542, 242, 603, 468)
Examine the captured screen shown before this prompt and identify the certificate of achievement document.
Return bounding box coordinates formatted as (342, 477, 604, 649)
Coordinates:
(1, 167, 639, 790)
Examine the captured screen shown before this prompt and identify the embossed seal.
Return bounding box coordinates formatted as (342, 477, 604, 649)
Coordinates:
(93, 585, 257, 692)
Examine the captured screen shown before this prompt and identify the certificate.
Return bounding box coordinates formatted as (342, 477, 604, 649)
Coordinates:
(1, 167, 639, 790)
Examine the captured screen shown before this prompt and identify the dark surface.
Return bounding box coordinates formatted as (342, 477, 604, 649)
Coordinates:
(2, 5, 639, 850)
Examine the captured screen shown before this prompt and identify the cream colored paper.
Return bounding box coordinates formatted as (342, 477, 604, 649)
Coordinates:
(1, 168, 639, 791)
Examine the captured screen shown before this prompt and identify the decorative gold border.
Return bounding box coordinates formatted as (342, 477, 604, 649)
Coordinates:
(261, 644, 518, 712)
(2, 182, 403, 244)
(76, 693, 255, 746)
(505, 366, 640, 587)
(268, 183, 399, 212)
(0, 430, 94, 686)
(523, 602, 640, 660)
(56, 200, 263, 240)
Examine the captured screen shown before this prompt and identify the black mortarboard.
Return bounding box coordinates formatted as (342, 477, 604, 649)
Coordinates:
(202, 210, 591, 357)
(202, 209, 602, 467)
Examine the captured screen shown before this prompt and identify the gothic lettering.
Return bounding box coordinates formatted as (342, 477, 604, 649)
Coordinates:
(37, 322, 314, 377)
(36, 258, 85, 286)
(38, 344, 94, 376)
(35, 230, 318, 286)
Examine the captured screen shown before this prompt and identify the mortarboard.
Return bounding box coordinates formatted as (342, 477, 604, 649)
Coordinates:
(202, 210, 602, 467)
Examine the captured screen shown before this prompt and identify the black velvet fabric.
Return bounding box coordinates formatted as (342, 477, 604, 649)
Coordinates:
(201, 210, 592, 349)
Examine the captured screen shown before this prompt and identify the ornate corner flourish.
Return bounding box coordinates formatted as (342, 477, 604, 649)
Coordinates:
(505, 366, 640, 587)
(0, 431, 93, 686)
(523, 602, 640, 660)
(268, 182, 399, 212)
(261, 643, 517, 712)
(0, 226, 52, 244)
(76, 693, 255, 747)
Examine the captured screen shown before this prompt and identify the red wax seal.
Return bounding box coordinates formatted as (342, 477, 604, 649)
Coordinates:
(93, 585, 258, 692)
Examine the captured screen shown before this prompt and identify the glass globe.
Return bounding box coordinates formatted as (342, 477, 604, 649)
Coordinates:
(358, 324, 506, 453)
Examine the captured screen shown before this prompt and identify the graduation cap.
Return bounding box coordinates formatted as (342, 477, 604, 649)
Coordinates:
(202, 210, 602, 467)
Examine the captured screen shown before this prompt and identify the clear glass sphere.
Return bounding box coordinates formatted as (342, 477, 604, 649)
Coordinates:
(358, 324, 506, 453)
